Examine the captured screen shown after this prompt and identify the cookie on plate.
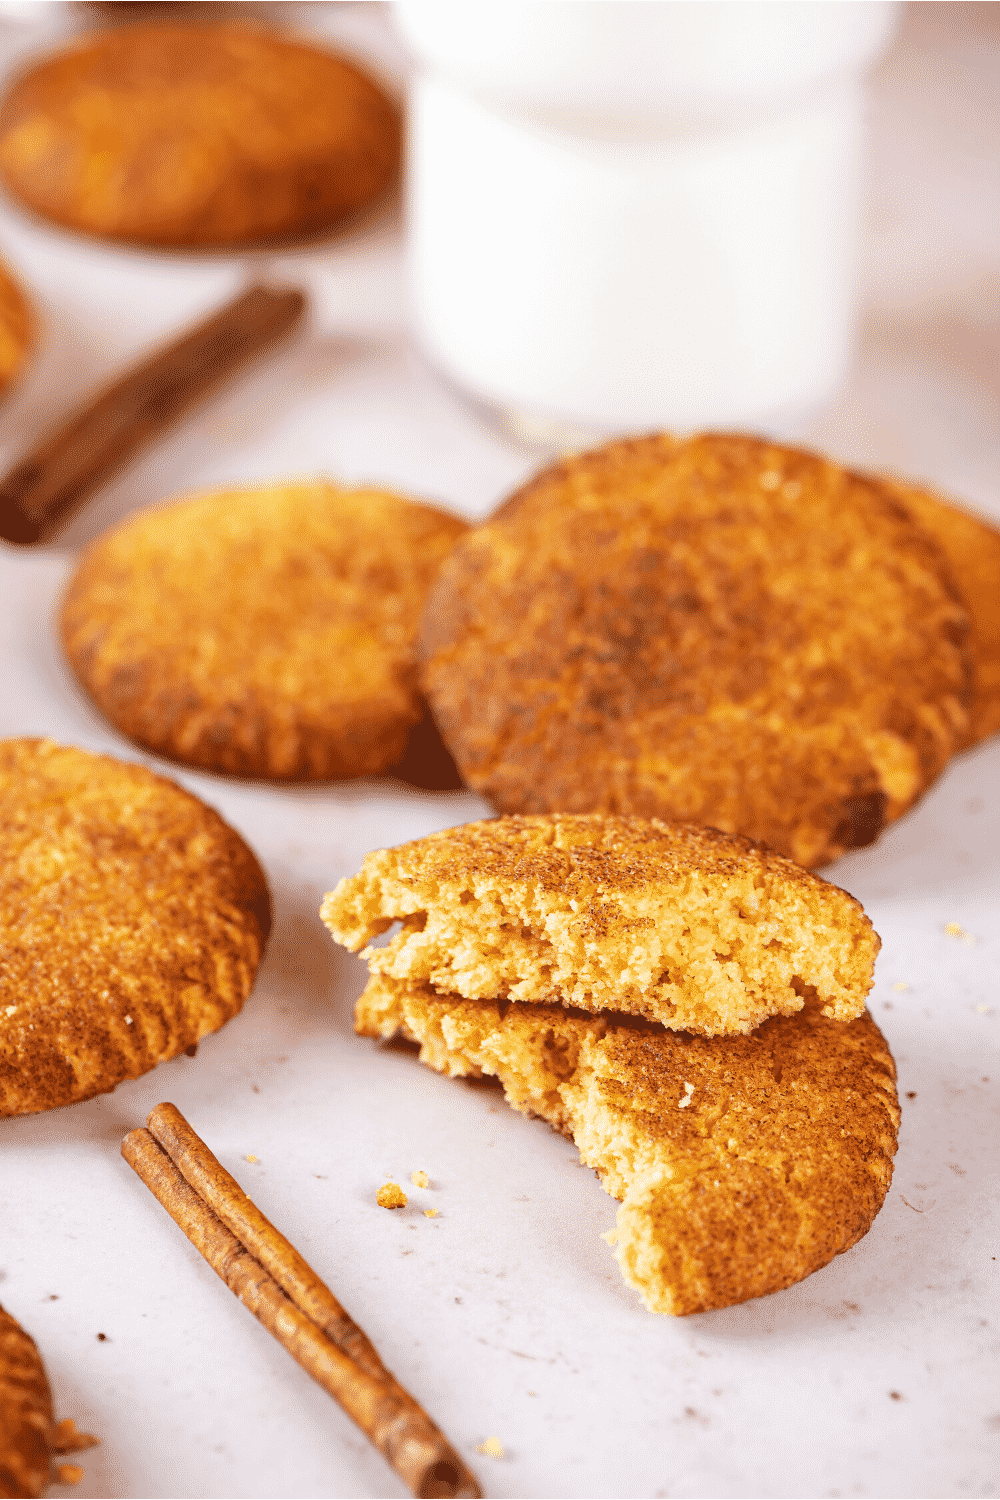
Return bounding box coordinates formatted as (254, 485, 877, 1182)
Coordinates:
(0, 1302, 97, 1497)
(0, 739, 270, 1117)
(0, 25, 400, 248)
(59, 482, 468, 782)
(0, 255, 32, 396)
(420, 433, 971, 867)
(321, 814, 880, 1037)
(355, 978, 899, 1316)
(873, 477, 1000, 746)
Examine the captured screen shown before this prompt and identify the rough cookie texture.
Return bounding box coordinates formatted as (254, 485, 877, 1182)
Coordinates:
(321, 814, 879, 1036)
(356, 978, 899, 1316)
(0, 739, 270, 1116)
(60, 482, 468, 781)
(420, 432, 971, 867)
(0, 1303, 52, 1499)
(875, 477, 1000, 746)
(0, 26, 400, 248)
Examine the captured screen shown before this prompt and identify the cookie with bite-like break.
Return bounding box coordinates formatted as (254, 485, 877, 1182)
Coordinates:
(353, 978, 900, 1316)
(321, 813, 880, 1038)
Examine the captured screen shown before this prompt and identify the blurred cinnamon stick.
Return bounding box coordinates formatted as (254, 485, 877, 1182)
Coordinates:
(0, 283, 305, 546)
(122, 1103, 480, 1500)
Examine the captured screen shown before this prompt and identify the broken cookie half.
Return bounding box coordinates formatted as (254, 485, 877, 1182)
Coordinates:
(322, 814, 896, 1315)
(352, 976, 899, 1316)
(320, 814, 879, 1036)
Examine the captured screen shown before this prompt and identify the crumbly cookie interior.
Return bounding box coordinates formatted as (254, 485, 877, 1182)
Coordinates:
(356, 976, 899, 1315)
(322, 815, 879, 1037)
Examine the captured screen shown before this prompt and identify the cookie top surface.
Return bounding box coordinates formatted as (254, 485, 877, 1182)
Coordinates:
(60, 482, 469, 781)
(322, 812, 880, 1036)
(0, 257, 32, 395)
(420, 432, 971, 867)
(0, 25, 400, 248)
(357, 979, 900, 1315)
(0, 738, 270, 1117)
(0, 1303, 52, 1499)
(876, 477, 1000, 746)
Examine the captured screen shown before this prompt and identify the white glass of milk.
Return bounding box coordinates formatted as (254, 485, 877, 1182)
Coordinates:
(395, 0, 899, 446)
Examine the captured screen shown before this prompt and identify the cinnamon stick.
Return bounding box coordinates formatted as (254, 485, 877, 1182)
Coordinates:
(0, 283, 306, 546)
(121, 1107, 481, 1500)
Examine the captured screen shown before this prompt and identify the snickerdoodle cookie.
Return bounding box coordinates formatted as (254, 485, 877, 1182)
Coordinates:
(0, 255, 32, 396)
(0, 26, 400, 249)
(60, 482, 468, 781)
(420, 433, 971, 867)
(0, 1302, 96, 1497)
(354, 979, 899, 1316)
(321, 814, 879, 1037)
(0, 739, 270, 1117)
(873, 477, 1000, 746)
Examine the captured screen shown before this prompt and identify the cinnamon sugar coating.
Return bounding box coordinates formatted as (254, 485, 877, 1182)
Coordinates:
(321, 814, 879, 1037)
(0, 1303, 52, 1498)
(355, 978, 899, 1316)
(873, 477, 1000, 746)
(420, 432, 971, 867)
(0, 26, 400, 248)
(60, 482, 468, 782)
(0, 739, 270, 1117)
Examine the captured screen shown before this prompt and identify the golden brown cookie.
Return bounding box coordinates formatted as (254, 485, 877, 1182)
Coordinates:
(0, 25, 400, 249)
(873, 477, 1000, 746)
(59, 482, 469, 782)
(355, 978, 899, 1316)
(321, 814, 880, 1037)
(0, 739, 270, 1117)
(0, 1302, 97, 1497)
(420, 432, 972, 868)
(0, 256, 32, 397)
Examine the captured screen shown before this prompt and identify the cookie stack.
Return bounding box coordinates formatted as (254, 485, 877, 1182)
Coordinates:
(322, 812, 900, 1317)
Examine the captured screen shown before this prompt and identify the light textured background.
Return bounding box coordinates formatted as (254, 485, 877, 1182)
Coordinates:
(0, 6, 997, 1498)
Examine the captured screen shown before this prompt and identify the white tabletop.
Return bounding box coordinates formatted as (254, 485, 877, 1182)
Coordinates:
(1, 6, 997, 1499)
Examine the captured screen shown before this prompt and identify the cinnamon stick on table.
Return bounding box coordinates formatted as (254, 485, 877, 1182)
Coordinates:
(122, 1103, 481, 1500)
(0, 282, 306, 546)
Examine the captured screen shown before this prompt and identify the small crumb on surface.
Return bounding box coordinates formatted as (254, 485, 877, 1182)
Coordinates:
(411, 1170, 430, 1188)
(377, 1182, 407, 1209)
(95, 1332, 107, 1342)
(905, 1091, 917, 1099)
(892, 981, 909, 992)
(478, 1436, 504, 1459)
(424, 1208, 438, 1218)
(889, 1390, 904, 1401)
(977, 1005, 991, 1015)
(944, 922, 977, 944)
(245, 1154, 258, 1163)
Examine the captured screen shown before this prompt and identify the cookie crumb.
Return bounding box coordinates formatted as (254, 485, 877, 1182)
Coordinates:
(424, 1208, 439, 1218)
(478, 1436, 504, 1459)
(944, 922, 976, 944)
(411, 1169, 430, 1188)
(892, 982, 909, 992)
(245, 1154, 258, 1163)
(377, 1182, 407, 1209)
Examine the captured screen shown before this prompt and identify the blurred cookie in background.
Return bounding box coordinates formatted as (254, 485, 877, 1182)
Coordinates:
(873, 476, 1000, 747)
(0, 254, 33, 396)
(60, 481, 469, 781)
(0, 738, 271, 1118)
(0, 1301, 97, 1497)
(420, 433, 972, 868)
(0, 24, 401, 248)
